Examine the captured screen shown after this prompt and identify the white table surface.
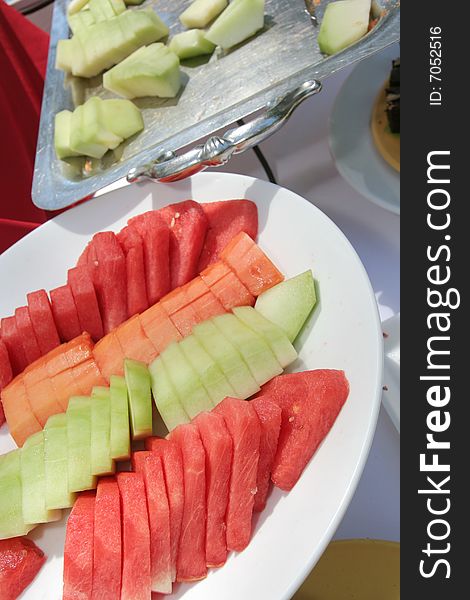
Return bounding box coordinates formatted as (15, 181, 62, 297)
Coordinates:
(29, 4, 400, 545)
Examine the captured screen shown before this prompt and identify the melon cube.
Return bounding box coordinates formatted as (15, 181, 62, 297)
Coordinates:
(100, 98, 144, 140)
(68, 10, 95, 34)
(318, 0, 372, 56)
(55, 110, 82, 160)
(119, 8, 169, 48)
(88, 0, 113, 22)
(180, 0, 227, 29)
(205, 0, 265, 49)
(55, 38, 76, 72)
(69, 100, 120, 159)
(169, 29, 215, 59)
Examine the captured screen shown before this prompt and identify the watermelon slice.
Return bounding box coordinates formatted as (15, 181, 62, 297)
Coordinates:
(14, 306, 41, 364)
(257, 370, 349, 491)
(115, 315, 158, 365)
(63, 490, 95, 600)
(198, 200, 258, 271)
(93, 331, 126, 380)
(26, 290, 61, 355)
(132, 451, 172, 594)
(159, 200, 208, 288)
(169, 423, 207, 582)
(0, 537, 46, 600)
(128, 211, 170, 305)
(117, 225, 149, 316)
(194, 411, 233, 567)
(68, 266, 104, 341)
(117, 472, 152, 600)
(86, 232, 128, 334)
(139, 303, 182, 354)
(49, 285, 82, 342)
(1, 316, 28, 375)
(144, 437, 184, 582)
(92, 477, 121, 600)
(214, 397, 261, 552)
(251, 396, 282, 511)
(0, 378, 42, 447)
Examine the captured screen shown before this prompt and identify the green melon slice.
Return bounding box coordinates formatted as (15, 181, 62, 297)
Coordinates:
(100, 99, 144, 140)
(0, 451, 34, 539)
(68, 0, 90, 15)
(255, 271, 316, 342)
(169, 29, 215, 59)
(205, 0, 265, 49)
(109, 375, 131, 460)
(55, 111, 82, 160)
(89, 0, 114, 22)
(318, 0, 372, 56)
(149, 356, 190, 431)
(91, 388, 115, 475)
(120, 8, 169, 47)
(67, 396, 97, 492)
(68, 9, 95, 34)
(108, 0, 126, 15)
(56, 38, 77, 72)
(69, 99, 121, 159)
(124, 359, 153, 440)
(179, 0, 227, 29)
(44, 414, 77, 510)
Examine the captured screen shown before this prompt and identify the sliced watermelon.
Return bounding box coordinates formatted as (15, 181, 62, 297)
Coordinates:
(214, 397, 261, 552)
(114, 315, 158, 365)
(63, 490, 95, 600)
(198, 200, 258, 271)
(117, 225, 149, 316)
(128, 211, 170, 305)
(132, 451, 172, 594)
(92, 477, 121, 600)
(144, 437, 184, 582)
(14, 306, 41, 364)
(257, 370, 349, 491)
(139, 303, 182, 354)
(159, 200, 208, 288)
(194, 411, 233, 567)
(117, 472, 151, 600)
(49, 285, 82, 342)
(87, 232, 128, 334)
(0, 537, 46, 600)
(26, 290, 61, 355)
(93, 331, 126, 380)
(68, 266, 104, 341)
(0, 339, 12, 390)
(251, 396, 282, 511)
(1, 316, 28, 375)
(169, 423, 207, 582)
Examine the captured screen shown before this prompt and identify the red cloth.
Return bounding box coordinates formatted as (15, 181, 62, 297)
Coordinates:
(0, 1, 50, 253)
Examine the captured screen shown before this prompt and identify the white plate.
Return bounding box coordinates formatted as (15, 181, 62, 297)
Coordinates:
(382, 313, 400, 433)
(329, 44, 400, 215)
(0, 173, 383, 600)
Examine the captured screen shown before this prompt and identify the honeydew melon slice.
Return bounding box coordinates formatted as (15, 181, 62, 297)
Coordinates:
(179, 335, 236, 405)
(70, 98, 122, 159)
(55, 111, 82, 160)
(109, 375, 131, 460)
(318, 0, 371, 56)
(108, 0, 126, 14)
(100, 99, 144, 140)
(255, 271, 316, 342)
(205, 0, 265, 50)
(0, 451, 34, 539)
(44, 414, 77, 510)
(179, 0, 227, 29)
(212, 313, 282, 386)
(89, 0, 113, 22)
(20, 432, 62, 525)
(67, 396, 97, 492)
(120, 8, 169, 47)
(232, 306, 298, 368)
(68, 9, 95, 34)
(149, 356, 190, 431)
(68, 0, 90, 15)
(74, 18, 128, 77)
(91, 388, 115, 475)
(124, 359, 153, 440)
(160, 342, 214, 418)
(193, 320, 260, 398)
(56, 38, 77, 72)
(169, 29, 215, 59)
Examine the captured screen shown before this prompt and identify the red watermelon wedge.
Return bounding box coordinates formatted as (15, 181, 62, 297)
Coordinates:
(14, 306, 41, 364)
(0, 537, 46, 600)
(133, 451, 172, 594)
(68, 266, 104, 341)
(117, 472, 151, 600)
(49, 285, 82, 342)
(26, 290, 61, 355)
(198, 200, 258, 271)
(251, 396, 282, 512)
(1, 316, 28, 375)
(128, 211, 170, 305)
(159, 200, 208, 288)
(257, 370, 349, 491)
(169, 423, 207, 582)
(145, 437, 184, 583)
(117, 226, 149, 316)
(92, 477, 121, 600)
(214, 397, 261, 552)
(63, 491, 95, 600)
(194, 411, 233, 568)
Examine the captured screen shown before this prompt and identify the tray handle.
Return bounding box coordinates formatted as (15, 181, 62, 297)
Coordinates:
(127, 79, 322, 183)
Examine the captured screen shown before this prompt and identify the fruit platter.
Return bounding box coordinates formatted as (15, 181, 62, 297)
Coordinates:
(0, 173, 382, 599)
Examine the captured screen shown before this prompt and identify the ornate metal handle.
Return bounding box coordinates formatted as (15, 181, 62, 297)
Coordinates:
(127, 79, 322, 184)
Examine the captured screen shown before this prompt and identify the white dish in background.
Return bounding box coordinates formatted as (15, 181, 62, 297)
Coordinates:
(0, 173, 383, 600)
(329, 44, 400, 215)
(382, 313, 400, 433)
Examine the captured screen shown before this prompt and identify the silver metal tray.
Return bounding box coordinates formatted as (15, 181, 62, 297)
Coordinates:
(32, 0, 399, 210)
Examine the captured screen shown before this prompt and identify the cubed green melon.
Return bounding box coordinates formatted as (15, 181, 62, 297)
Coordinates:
(67, 396, 97, 492)
(232, 306, 298, 368)
(180, 0, 227, 29)
(205, 0, 265, 49)
(44, 414, 77, 510)
(180, 335, 236, 405)
(160, 342, 214, 419)
(89, 0, 113, 22)
(124, 359, 153, 440)
(68, 0, 90, 15)
(149, 357, 190, 432)
(100, 99, 144, 140)
(0, 451, 34, 539)
(255, 270, 316, 342)
(108, 0, 126, 15)
(212, 313, 282, 386)
(109, 375, 131, 460)
(68, 9, 95, 34)
(55, 110, 82, 160)
(193, 320, 260, 398)
(20, 432, 62, 525)
(318, 0, 371, 56)
(56, 38, 77, 72)
(74, 18, 126, 77)
(70, 97, 122, 159)
(119, 8, 169, 47)
(91, 388, 115, 475)
(169, 29, 216, 59)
